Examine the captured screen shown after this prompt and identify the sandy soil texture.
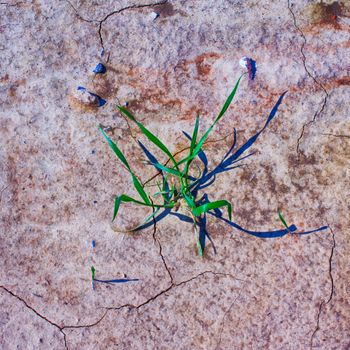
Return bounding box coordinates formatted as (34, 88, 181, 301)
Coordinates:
(0, 0, 349, 349)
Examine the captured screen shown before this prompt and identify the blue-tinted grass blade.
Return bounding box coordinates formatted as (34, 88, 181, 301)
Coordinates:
(94, 278, 139, 284)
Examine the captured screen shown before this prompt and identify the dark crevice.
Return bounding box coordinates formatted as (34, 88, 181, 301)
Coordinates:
(98, 0, 168, 50)
(309, 224, 336, 349)
(0, 285, 68, 350)
(0, 285, 110, 349)
(63, 332, 68, 350)
(66, 0, 168, 50)
(65, 0, 98, 23)
(215, 282, 247, 350)
(106, 270, 243, 312)
(321, 133, 350, 139)
(287, 1, 329, 159)
(0, 2, 23, 5)
(151, 202, 174, 284)
(62, 310, 109, 330)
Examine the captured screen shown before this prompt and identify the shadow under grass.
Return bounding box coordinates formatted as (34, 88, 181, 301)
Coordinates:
(135, 92, 328, 254)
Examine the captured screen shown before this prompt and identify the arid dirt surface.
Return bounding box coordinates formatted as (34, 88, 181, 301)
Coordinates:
(0, 1, 349, 349)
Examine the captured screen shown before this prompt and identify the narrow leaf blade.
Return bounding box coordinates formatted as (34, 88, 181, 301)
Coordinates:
(278, 211, 289, 229)
(151, 161, 182, 177)
(117, 106, 179, 169)
(192, 200, 232, 221)
(132, 175, 150, 205)
(112, 195, 122, 221)
(216, 75, 243, 122)
(190, 115, 200, 154)
(118, 194, 173, 209)
(192, 76, 243, 158)
(99, 126, 131, 171)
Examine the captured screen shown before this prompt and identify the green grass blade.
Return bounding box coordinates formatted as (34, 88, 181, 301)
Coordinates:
(153, 191, 171, 197)
(196, 238, 203, 257)
(192, 200, 232, 221)
(117, 106, 180, 170)
(132, 175, 151, 205)
(113, 197, 168, 231)
(216, 75, 243, 122)
(100, 126, 150, 205)
(126, 207, 162, 232)
(278, 211, 289, 229)
(183, 192, 195, 209)
(113, 195, 122, 221)
(154, 178, 174, 203)
(183, 115, 200, 178)
(192, 76, 242, 158)
(118, 194, 173, 208)
(99, 126, 131, 171)
(177, 76, 243, 167)
(190, 115, 200, 154)
(150, 161, 182, 177)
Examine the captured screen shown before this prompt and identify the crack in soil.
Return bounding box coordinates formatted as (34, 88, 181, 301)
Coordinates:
(65, 0, 98, 23)
(309, 224, 336, 349)
(66, 0, 168, 50)
(287, 0, 329, 159)
(151, 208, 174, 284)
(0, 2, 23, 5)
(214, 281, 247, 350)
(0, 285, 113, 349)
(61, 310, 109, 331)
(321, 133, 350, 139)
(105, 270, 244, 313)
(0, 285, 69, 350)
(97, 0, 168, 50)
(1, 229, 243, 349)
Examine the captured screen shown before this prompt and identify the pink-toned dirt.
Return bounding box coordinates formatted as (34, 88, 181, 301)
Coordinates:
(0, 1, 349, 349)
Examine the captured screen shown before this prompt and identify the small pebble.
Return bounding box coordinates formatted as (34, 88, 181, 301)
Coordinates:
(239, 57, 249, 68)
(239, 57, 257, 81)
(93, 63, 106, 74)
(76, 86, 98, 105)
(103, 126, 113, 132)
(149, 11, 159, 20)
(76, 86, 106, 107)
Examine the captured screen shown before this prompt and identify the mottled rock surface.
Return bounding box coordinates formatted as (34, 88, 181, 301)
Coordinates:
(0, 0, 349, 349)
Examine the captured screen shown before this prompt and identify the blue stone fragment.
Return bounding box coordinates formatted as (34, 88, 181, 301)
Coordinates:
(93, 63, 106, 74)
(94, 95, 106, 107)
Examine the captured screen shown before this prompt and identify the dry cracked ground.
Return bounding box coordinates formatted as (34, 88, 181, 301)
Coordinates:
(0, 0, 349, 349)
